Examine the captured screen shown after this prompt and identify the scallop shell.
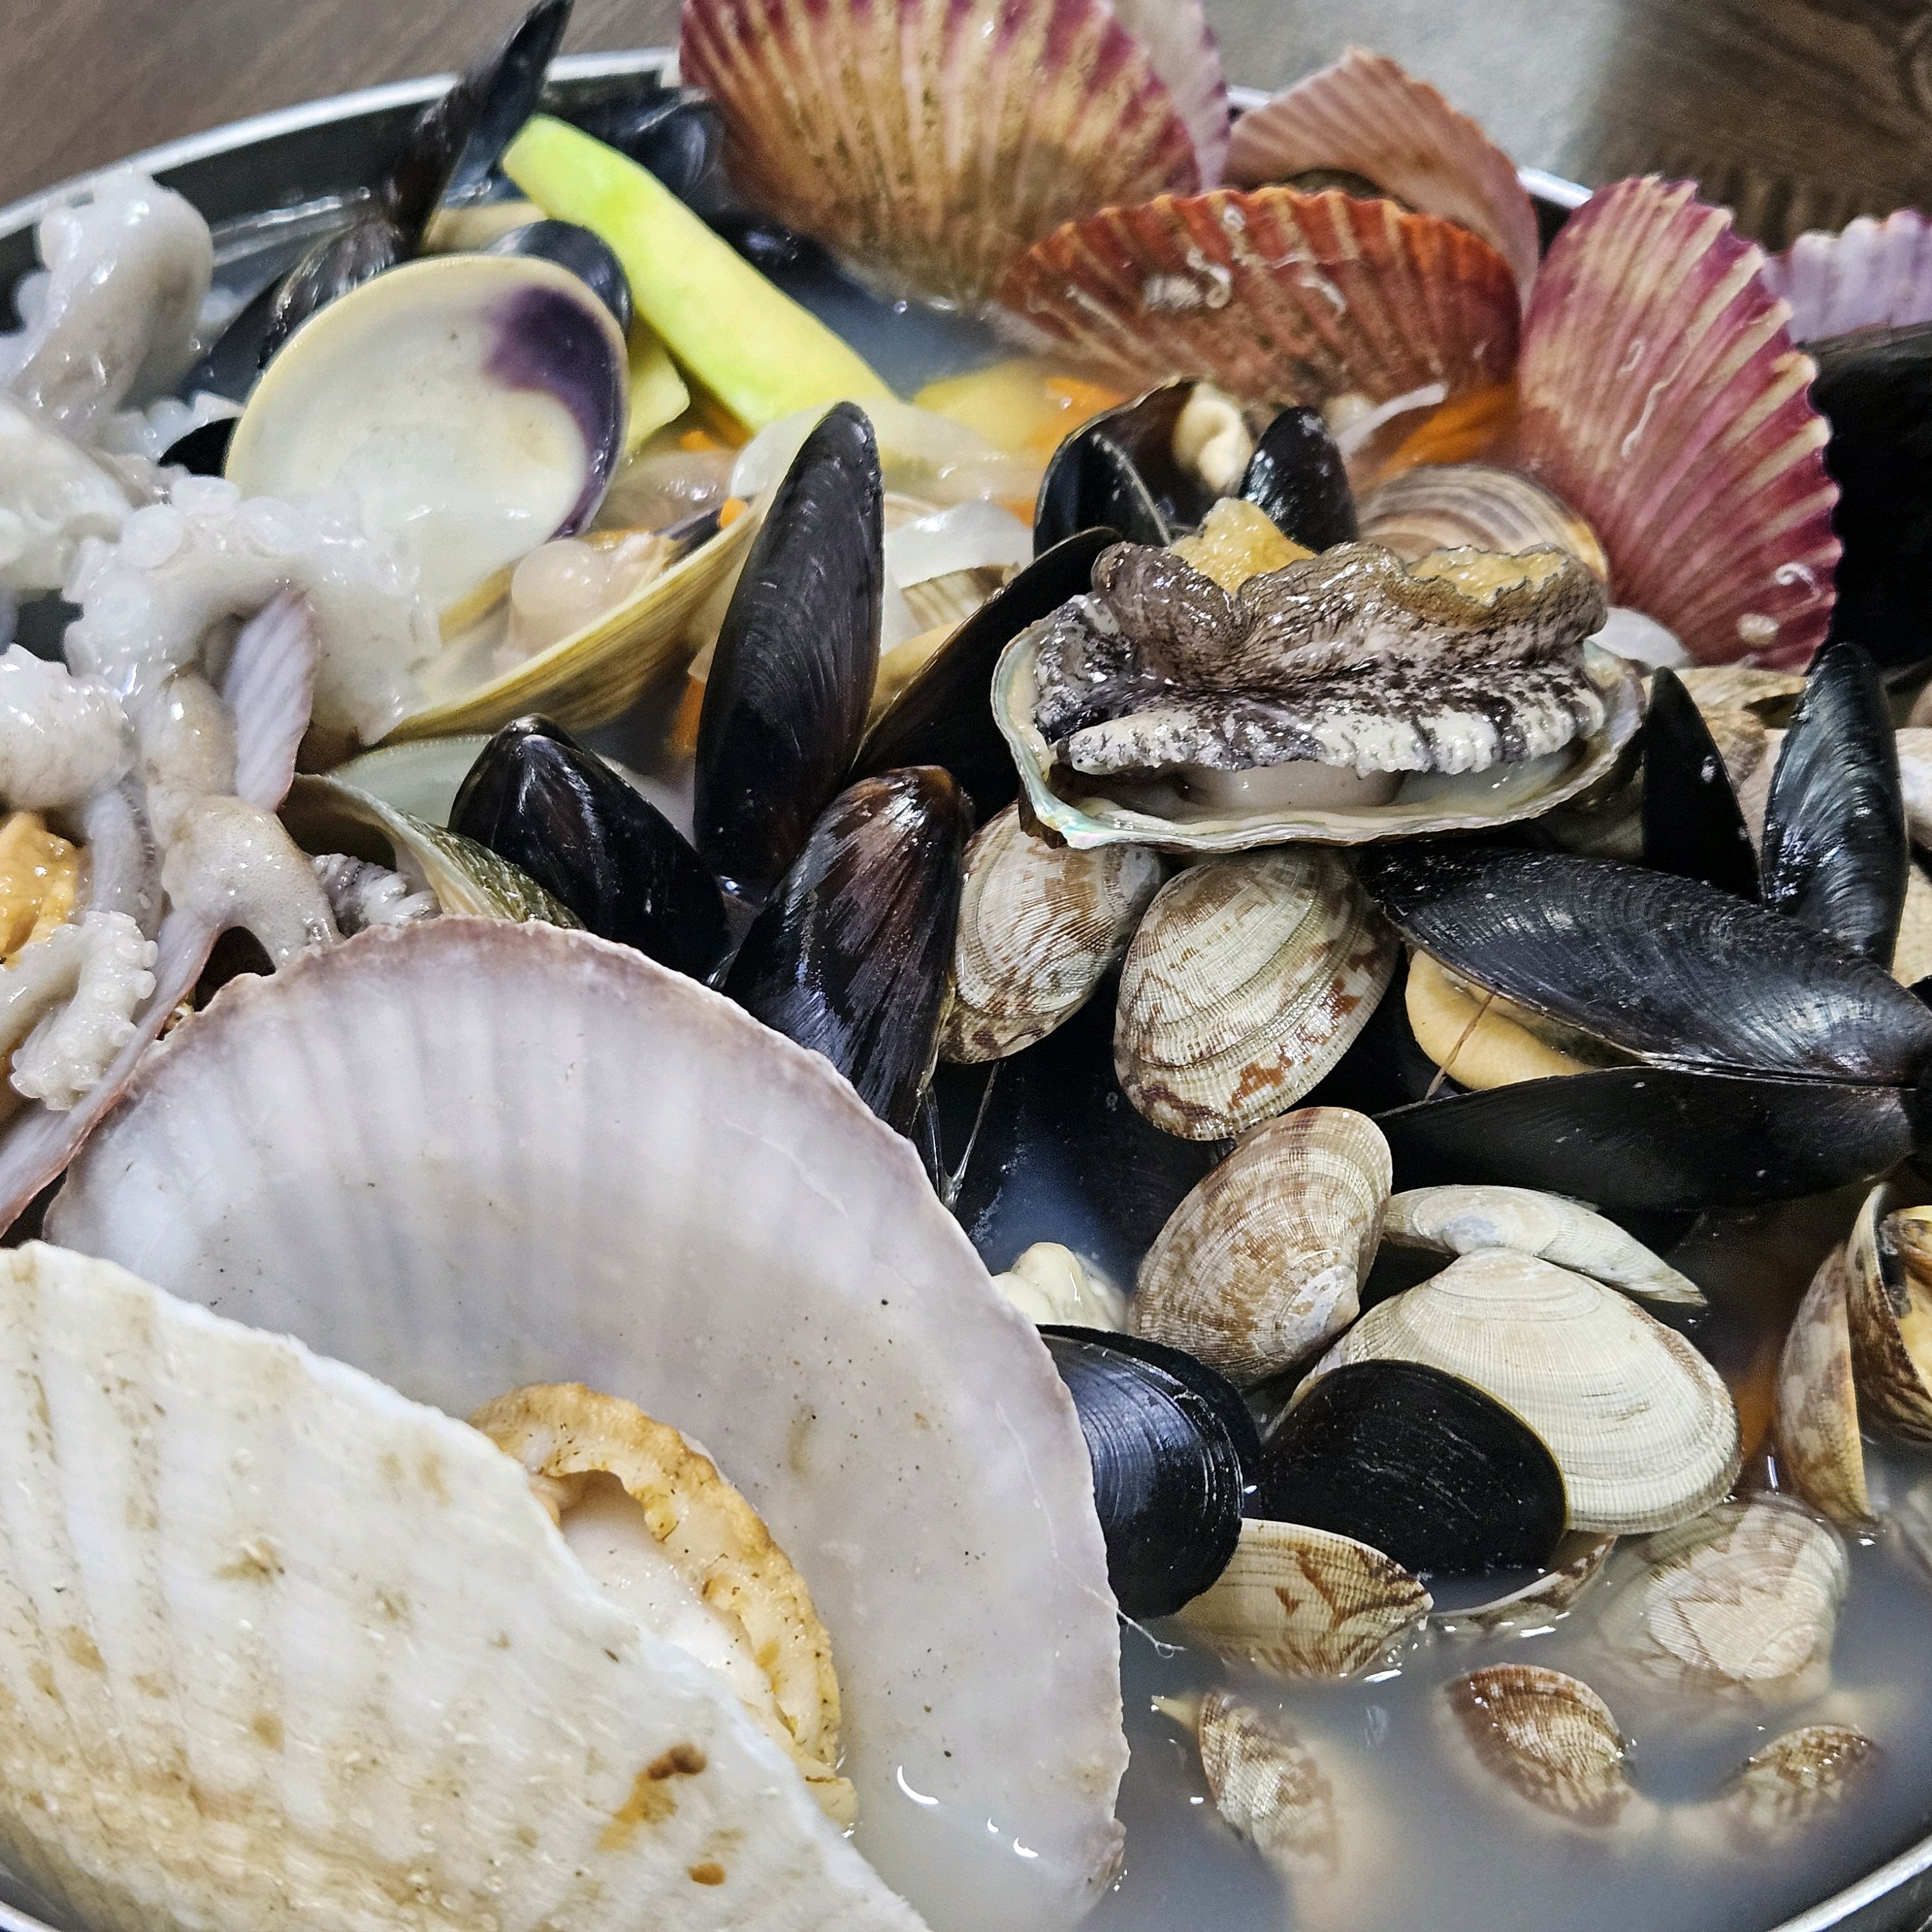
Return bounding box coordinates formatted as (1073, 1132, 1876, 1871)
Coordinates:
(46, 921, 1128, 1932)
(940, 802, 1163, 1063)
(1774, 1246, 1872, 1522)
(994, 187, 1520, 414)
(1443, 1665, 1641, 1831)
(1761, 211, 1932, 343)
(1113, 852, 1395, 1139)
(1517, 176, 1841, 669)
(1221, 48, 1540, 301)
(1432, 1533, 1617, 1638)
(1191, 1690, 1345, 1888)
(1844, 1182, 1932, 1442)
(1103, 0, 1229, 185)
(1308, 1249, 1741, 1534)
(1175, 1518, 1430, 1679)
(678, 0, 1202, 307)
(1131, 1106, 1392, 1383)
(1359, 464, 1609, 579)
(0, 1243, 920, 1932)
(1380, 1185, 1704, 1306)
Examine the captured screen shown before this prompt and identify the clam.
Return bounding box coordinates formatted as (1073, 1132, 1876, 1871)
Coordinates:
(1431, 1533, 1617, 1638)
(1175, 1517, 1430, 1679)
(1641, 666, 1759, 900)
(990, 1242, 1127, 1331)
(1843, 1182, 1932, 1442)
(724, 770, 971, 1135)
(1308, 1251, 1741, 1535)
(1131, 1107, 1392, 1385)
(940, 803, 1162, 1063)
(1443, 1665, 1644, 1832)
(1774, 1246, 1872, 1522)
(1701, 1724, 1882, 1844)
(1113, 851, 1394, 1140)
(1380, 1186, 1704, 1307)
(1359, 464, 1607, 579)
(1253, 1358, 1568, 1575)
(1184, 1690, 1346, 1891)
(696, 404, 882, 898)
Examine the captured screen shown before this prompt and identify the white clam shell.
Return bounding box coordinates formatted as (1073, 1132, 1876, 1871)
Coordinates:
(1774, 1246, 1872, 1522)
(0, 1243, 920, 1932)
(48, 921, 1126, 1932)
(1307, 1250, 1741, 1535)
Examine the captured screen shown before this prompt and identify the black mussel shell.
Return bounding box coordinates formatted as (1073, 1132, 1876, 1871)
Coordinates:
(566, 88, 723, 202)
(1034, 383, 1216, 554)
(260, 214, 413, 367)
(1040, 1327, 1250, 1616)
(1254, 1360, 1566, 1576)
(445, 0, 573, 202)
(1760, 640, 1907, 967)
(1810, 322, 1932, 673)
(1377, 1065, 1917, 1211)
(1358, 844, 1932, 1085)
(160, 417, 237, 477)
(1642, 667, 1757, 900)
(855, 527, 1116, 818)
(1237, 406, 1357, 550)
(486, 220, 632, 332)
(450, 716, 728, 980)
(696, 403, 883, 897)
(724, 768, 971, 1133)
(182, 274, 283, 401)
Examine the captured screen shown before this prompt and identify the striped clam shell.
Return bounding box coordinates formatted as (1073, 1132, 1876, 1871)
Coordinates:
(1132, 1106, 1391, 1383)
(1774, 1245, 1871, 1522)
(1844, 1182, 1932, 1441)
(1113, 851, 1395, 1140)
(1192, 1690, 1347, 1889)
(940, 802, 1163, 1063)
(1359, 464, 1609, 580)
(1444, 1665, 1642, 1831)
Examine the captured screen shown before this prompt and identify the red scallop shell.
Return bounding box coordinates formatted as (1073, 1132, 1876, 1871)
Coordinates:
(1224, 46, 1540, 301)
(678, 0, 1202, 308)
(1763, 210, 1932, 343)
(1518, 177, 1840, 668)
(993, 186, 1520, 412)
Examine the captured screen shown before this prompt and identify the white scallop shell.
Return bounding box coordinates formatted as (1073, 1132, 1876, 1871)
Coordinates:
(47, 921, 1126, 1932)
(0, 1242, 920, 1932)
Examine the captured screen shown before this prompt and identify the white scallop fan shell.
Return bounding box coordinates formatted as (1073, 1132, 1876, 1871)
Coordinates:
(48, 920, 1127, 1932)
(0, 1242, 923, 1932)
(0, 592, 315, 1231)
(1761, 211, 1932, 343)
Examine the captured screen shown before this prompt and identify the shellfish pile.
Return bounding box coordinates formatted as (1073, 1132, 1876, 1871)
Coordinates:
(3, 6, 1932, 1932)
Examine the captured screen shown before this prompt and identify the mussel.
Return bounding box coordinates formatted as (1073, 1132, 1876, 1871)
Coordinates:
(1234, 405, 1357, 551)
(557, 79, 723, 203)
(695, 403, 883, 897)
(449, 716, 727, 978)
(1033, 382, 1209, 552)
(1642, 667, 1758, 900)
(723, 768, 971, 1134)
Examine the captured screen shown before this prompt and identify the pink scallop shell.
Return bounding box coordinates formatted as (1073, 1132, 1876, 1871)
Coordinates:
(1224, 46, 1540, 302)
(678, 0, 1202, 307)
(1518, 177, 1840, 669)
(994, 186, 1520, 411)
(1763, 210, 1932, 343)
(1101, 0, 1229, 185)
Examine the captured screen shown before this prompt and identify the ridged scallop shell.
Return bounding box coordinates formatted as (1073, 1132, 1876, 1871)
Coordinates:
(1517, 177, 1841, 669)
(1192, 1690, 1345, 1888)
(1175, 1518, 1430, 1678)
(1443, 1665, 1641, 1831)
(1433, 1533, 1617, 1638)
(1309, 1250, 1741, 1534)
(1844, 1182, 1932, 1441)
(1113, 852, 1395, 1139)
(1762, 211, 1932, 343)
(940, 802, 1162, 1063)
(1103, 0, 1229, 185)
(995, 187, 1520, 413)
(46, 921, 1128, 1932)
(678, 0, 1202, 307)
(1359, 464, 1609, 579)
(1131, 1106, 1391, 1383)
(1222, 47, 1540, 300)
(0, 1244, 920, 1932)
(1774, 1246, 1871, 1522)
(1380, 1185, 1703, 1305)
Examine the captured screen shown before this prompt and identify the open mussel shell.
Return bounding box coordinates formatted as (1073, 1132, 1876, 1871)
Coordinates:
(724, 769, 971, 1135)
(484, 219, 633, 331)
(1359, 464, 1607, 578)
(696, 403, 882, 897)
(1774, 1245, 1872, 1521)
(1844, 1181, 1932, 1442)
(444, 0, 573, 198)
(1642, 666, 1759, 899)
(1034, 384, 1207, 553)
(1253, 1358, 1567, 1576)
(1132, 1107, 1392, 1386)
(1235, 406, 1356, 551)
(449, 716, 727, 979)
(1444, 1665, 1642, 1831)
(1311, 1250, 1740, 1535)
(1039, 1325, 1253, 1618)
(560, 80, 723, 199)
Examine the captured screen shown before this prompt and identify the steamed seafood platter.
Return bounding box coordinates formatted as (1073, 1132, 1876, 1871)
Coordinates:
(12, 8, 1932, 1932)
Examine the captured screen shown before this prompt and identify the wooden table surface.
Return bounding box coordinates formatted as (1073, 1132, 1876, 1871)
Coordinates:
(5, 0, 1932, 247)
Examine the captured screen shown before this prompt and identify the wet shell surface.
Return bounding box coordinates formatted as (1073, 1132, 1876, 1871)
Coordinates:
(679, 0, 1201, 306)
(1762, 210, 1932, 343)
(1131, 1106, 1392, 1384)
(940, 802, 1163, 1063)
(1517, 176, 1841, 668)
(1432, 1533, 1617, 1638)
(1113, 851, 1394, 1139)
(995, 187, 1520, 415)
(1175, 1517, 1430, 1679)
(1774, 1246, 1872, 1522)
(1443, 1665, 1640, 1830)
(1711, 1725, 1881, 1841)
(1844, 1184, 1932, 1443)
(1309, 1250, 1742, 1534)
(1221, 47, 1541, 300)
(1192, 1690, 1344, 1888)
(1358, 464, 1609, 580)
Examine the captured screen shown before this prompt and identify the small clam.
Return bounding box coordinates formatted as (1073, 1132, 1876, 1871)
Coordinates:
(1380, 1186, 1703, 1307)
(1844, 1183, 1932, 1441)
(1185, 1690, 1345, 1891)
(1131, 1107, 1391, 1385)
(1774, 1246, 1872, 1522)
(1308, 1251, 1741, 1535)
(939, 804, 1162, 1063)
(1113, 851, 1394, 1141)
(1175, 1517, 1430, 1679)
(1443, 1665, 1643, 1832)
(989, 1242, 1126, 1331)
(1689, 1725, 1881, 1850)
(1359, 464, 1607, 578)
(1432, 1533, 1617, 1638)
